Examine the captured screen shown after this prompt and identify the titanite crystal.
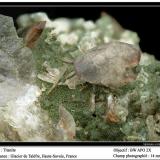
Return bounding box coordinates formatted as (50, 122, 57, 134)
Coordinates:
(0, 12, 160, 141)
(74, 41, 141, 88)
(16, 12, 160, 141)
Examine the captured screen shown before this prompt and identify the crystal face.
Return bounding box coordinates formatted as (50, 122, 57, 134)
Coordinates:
(74, 41, 141, 88)
(0, 12, 160, 141)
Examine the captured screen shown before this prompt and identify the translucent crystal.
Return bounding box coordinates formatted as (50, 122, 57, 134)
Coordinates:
(1, 12, 160, 141)
(0, 14, 57, 141)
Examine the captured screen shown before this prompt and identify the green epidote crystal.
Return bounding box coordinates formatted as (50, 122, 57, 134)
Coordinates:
(1, 12, 160, 141)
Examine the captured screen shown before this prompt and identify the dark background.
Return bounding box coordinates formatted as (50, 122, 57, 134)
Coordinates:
(0, 3, 160, 60)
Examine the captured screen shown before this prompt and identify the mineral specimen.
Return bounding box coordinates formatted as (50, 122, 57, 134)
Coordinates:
(57, 105, 76, 141)
(74, 41, 141, 88)
(0, 11, 160, 141)
(0, 14, 60, 141)
(24, 21, 46, 48)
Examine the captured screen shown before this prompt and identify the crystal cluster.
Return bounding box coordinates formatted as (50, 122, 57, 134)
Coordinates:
(0, 14, 60, 141)
(0, 12, 160, 141)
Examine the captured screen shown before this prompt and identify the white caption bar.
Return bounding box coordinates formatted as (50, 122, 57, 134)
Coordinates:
(0, 146, 160, 159)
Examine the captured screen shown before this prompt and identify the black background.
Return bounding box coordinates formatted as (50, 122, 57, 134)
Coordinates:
(0, 3, 160, 60)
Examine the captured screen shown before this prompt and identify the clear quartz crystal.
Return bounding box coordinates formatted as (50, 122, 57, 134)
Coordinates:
(0, 14, 57, 141)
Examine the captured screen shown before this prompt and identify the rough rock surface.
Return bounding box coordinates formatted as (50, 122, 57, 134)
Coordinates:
(0, 15, 58, 141)
(0, 12, 160, 141)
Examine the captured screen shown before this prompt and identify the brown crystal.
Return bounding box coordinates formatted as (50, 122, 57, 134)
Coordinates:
(74, 41, 141, 88)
